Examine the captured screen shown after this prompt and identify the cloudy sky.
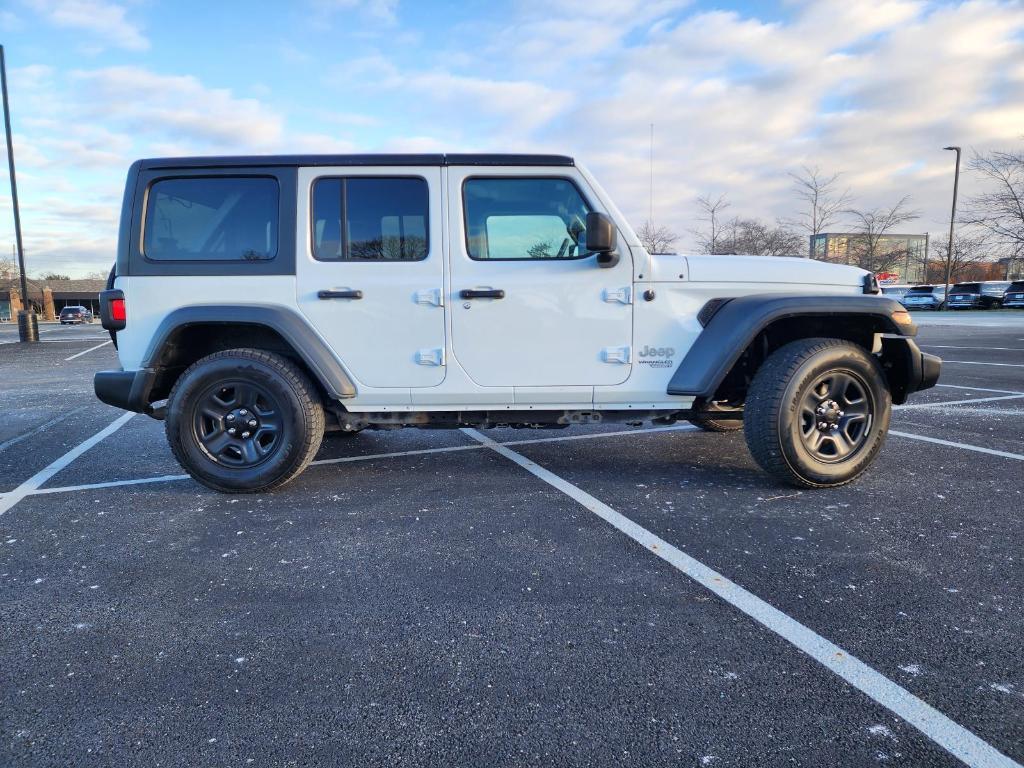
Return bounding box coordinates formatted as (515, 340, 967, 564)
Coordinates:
(1, 0, 1022, 276)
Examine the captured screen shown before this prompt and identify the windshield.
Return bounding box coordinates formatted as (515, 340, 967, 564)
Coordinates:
(906, 286, 934, 295)
(1009, 282, 1024, 291)
(951, 283, 980, 293)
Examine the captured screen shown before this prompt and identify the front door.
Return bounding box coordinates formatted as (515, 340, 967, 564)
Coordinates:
(296, 167, 446, 388)
(447, 169, 633, 387)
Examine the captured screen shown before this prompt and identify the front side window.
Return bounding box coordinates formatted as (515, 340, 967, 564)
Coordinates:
(144, 177, 278, 261)
(312, 177, 429, 261)
(463, 178, 593, 260)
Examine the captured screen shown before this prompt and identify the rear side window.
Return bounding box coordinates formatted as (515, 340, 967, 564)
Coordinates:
(311, 177, 429, 261)
(144, 177, 279, 261)
(463, 177, 593, 260)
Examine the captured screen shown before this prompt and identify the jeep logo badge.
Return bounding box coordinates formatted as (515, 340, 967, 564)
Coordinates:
(638, 345, 675, 358)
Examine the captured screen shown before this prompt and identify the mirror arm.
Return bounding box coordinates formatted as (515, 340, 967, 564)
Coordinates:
(597, 249, 620, 268)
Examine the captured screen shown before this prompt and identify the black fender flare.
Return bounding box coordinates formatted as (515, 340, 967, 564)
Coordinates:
(141, 305, 357, 400)
(666, 294, 916, 399)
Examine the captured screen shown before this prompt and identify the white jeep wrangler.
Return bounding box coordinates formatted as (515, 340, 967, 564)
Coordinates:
(94, 153, 940, 493)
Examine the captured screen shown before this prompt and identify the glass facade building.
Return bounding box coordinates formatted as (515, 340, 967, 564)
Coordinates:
(809, 233, 929, 284)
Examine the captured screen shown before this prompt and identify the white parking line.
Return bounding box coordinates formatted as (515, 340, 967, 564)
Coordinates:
(895, 394, 1024, 410)
(11, 425, 696, 499)
(0, 413, 134, 516)
(936, 384, 1024, 395)
(942, 360, 1024, 368)
(923, 345, 1024, 351)
(461, 428, 1021, 768)
(889, 431, 1024, 461)
(64, 340, 112, 361)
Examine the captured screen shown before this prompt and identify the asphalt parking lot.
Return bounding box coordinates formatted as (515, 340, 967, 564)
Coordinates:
(1, 317, 1022, 767)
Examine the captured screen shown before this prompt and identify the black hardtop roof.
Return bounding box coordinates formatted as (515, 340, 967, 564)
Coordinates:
(138, 153, 575, 170)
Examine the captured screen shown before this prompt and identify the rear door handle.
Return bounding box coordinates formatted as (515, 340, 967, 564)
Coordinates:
(459, 288, 505, 300)
(318, 289, 363, 300)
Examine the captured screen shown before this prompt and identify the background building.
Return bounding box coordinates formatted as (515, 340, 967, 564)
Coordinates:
(0, 277, 105, 321)
(810, 233, 929, 284)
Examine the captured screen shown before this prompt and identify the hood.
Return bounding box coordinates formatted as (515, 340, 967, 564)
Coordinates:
(683, 254, 869, 286)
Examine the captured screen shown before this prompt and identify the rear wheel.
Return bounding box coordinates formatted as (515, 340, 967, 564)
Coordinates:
(687, 400, 743, 432)
(744, 338, 891, 489)
(166, 349, 325, 493)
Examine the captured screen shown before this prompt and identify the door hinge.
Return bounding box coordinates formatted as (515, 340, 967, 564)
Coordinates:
(414, 288, 444, 307)
(415, 347, 446, 366)
(602, 346, 631, 364)
(602, 286, 632, 304)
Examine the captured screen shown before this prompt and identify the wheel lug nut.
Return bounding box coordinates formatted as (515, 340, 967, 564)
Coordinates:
(241, 431, 250, 438)
(248, 420, 257, 427)
(228, 428, 236, 435)
(240, 409, 248, 416)
(226, 414, 235, 421)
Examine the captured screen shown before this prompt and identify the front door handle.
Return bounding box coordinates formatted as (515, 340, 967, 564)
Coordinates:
(459, 288, 505, 300)
(318, 289, 363, 300)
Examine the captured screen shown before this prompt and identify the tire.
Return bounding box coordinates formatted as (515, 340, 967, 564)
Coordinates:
(743, 338, 891, 489)
(165, 349, 325, 493)
(688, 401, 743, 432)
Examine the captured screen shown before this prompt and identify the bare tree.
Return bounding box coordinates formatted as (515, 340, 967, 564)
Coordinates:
(719, 217, 804, 257)
(841, 197, 921, 273)
(692, 194, 730, 254)
(636, 220, 679, 254)
(789, 165, 851, 255)
(960, 146, 1024, 257)
(926, 232, 999, 283)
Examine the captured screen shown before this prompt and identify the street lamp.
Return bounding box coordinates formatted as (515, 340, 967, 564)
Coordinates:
(1, 45, 35, 341)
(942, 146, 961, 309)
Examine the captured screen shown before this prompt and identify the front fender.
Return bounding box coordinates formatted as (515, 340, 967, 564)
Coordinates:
(666, 294, 914, 399)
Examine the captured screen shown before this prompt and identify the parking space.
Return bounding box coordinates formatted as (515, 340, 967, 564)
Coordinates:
(2, 317, 1023, 767)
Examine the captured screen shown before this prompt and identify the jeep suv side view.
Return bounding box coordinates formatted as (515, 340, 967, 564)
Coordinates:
(94, 154, 940, 493)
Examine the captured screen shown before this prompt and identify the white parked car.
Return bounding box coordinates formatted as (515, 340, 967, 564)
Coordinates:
(95, 154, 940, 492)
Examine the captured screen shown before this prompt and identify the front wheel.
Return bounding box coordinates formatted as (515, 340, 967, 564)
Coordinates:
(166, 349, 325, 493)
(744, 338, 891, 489)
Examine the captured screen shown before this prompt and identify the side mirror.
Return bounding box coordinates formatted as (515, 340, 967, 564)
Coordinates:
(586, 212, 619, 268)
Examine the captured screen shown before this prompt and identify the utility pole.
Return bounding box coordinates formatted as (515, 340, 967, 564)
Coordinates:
(1, 44, 36, 341)
(942, 146, 961, 310)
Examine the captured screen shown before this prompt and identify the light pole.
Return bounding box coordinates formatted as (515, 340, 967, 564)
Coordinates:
(1, 45, 35, 341)
(942, 146, 961, 309)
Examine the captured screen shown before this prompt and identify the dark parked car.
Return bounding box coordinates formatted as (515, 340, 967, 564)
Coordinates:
(59, 305, 94, 324)
(947, 281, 1011, 309)
(900, 285, 947, 311)
(1003, 281, 1024, 308)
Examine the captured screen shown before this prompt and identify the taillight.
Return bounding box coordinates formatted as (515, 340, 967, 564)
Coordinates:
(99, 289, 126, 331)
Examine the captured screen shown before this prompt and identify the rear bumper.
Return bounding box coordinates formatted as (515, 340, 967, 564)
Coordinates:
(94, 368, 156, 414)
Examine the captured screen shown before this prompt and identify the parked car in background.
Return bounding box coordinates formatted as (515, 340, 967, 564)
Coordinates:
(1003, 281, 1024, 308)
(59, 306, 94, 324)
(901, 285, 948, 310)
(880, 284, 911, 300)
(948, 281, 1011, 309)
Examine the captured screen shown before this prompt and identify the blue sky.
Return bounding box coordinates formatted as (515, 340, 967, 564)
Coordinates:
(1, 0, 1023, 276)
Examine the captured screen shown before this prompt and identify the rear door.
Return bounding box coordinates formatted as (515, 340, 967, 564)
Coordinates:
(295, 167, 446, 388)
(446, 168, 633, 387)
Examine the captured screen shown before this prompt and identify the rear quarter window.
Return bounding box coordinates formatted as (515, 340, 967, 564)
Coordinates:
(143, 176, 279, 262)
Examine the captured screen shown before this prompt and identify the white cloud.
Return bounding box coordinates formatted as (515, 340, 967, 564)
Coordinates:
(70, 67, 285, 150)
(311, 0, 399, 25)
(23, 0, 149, 51)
